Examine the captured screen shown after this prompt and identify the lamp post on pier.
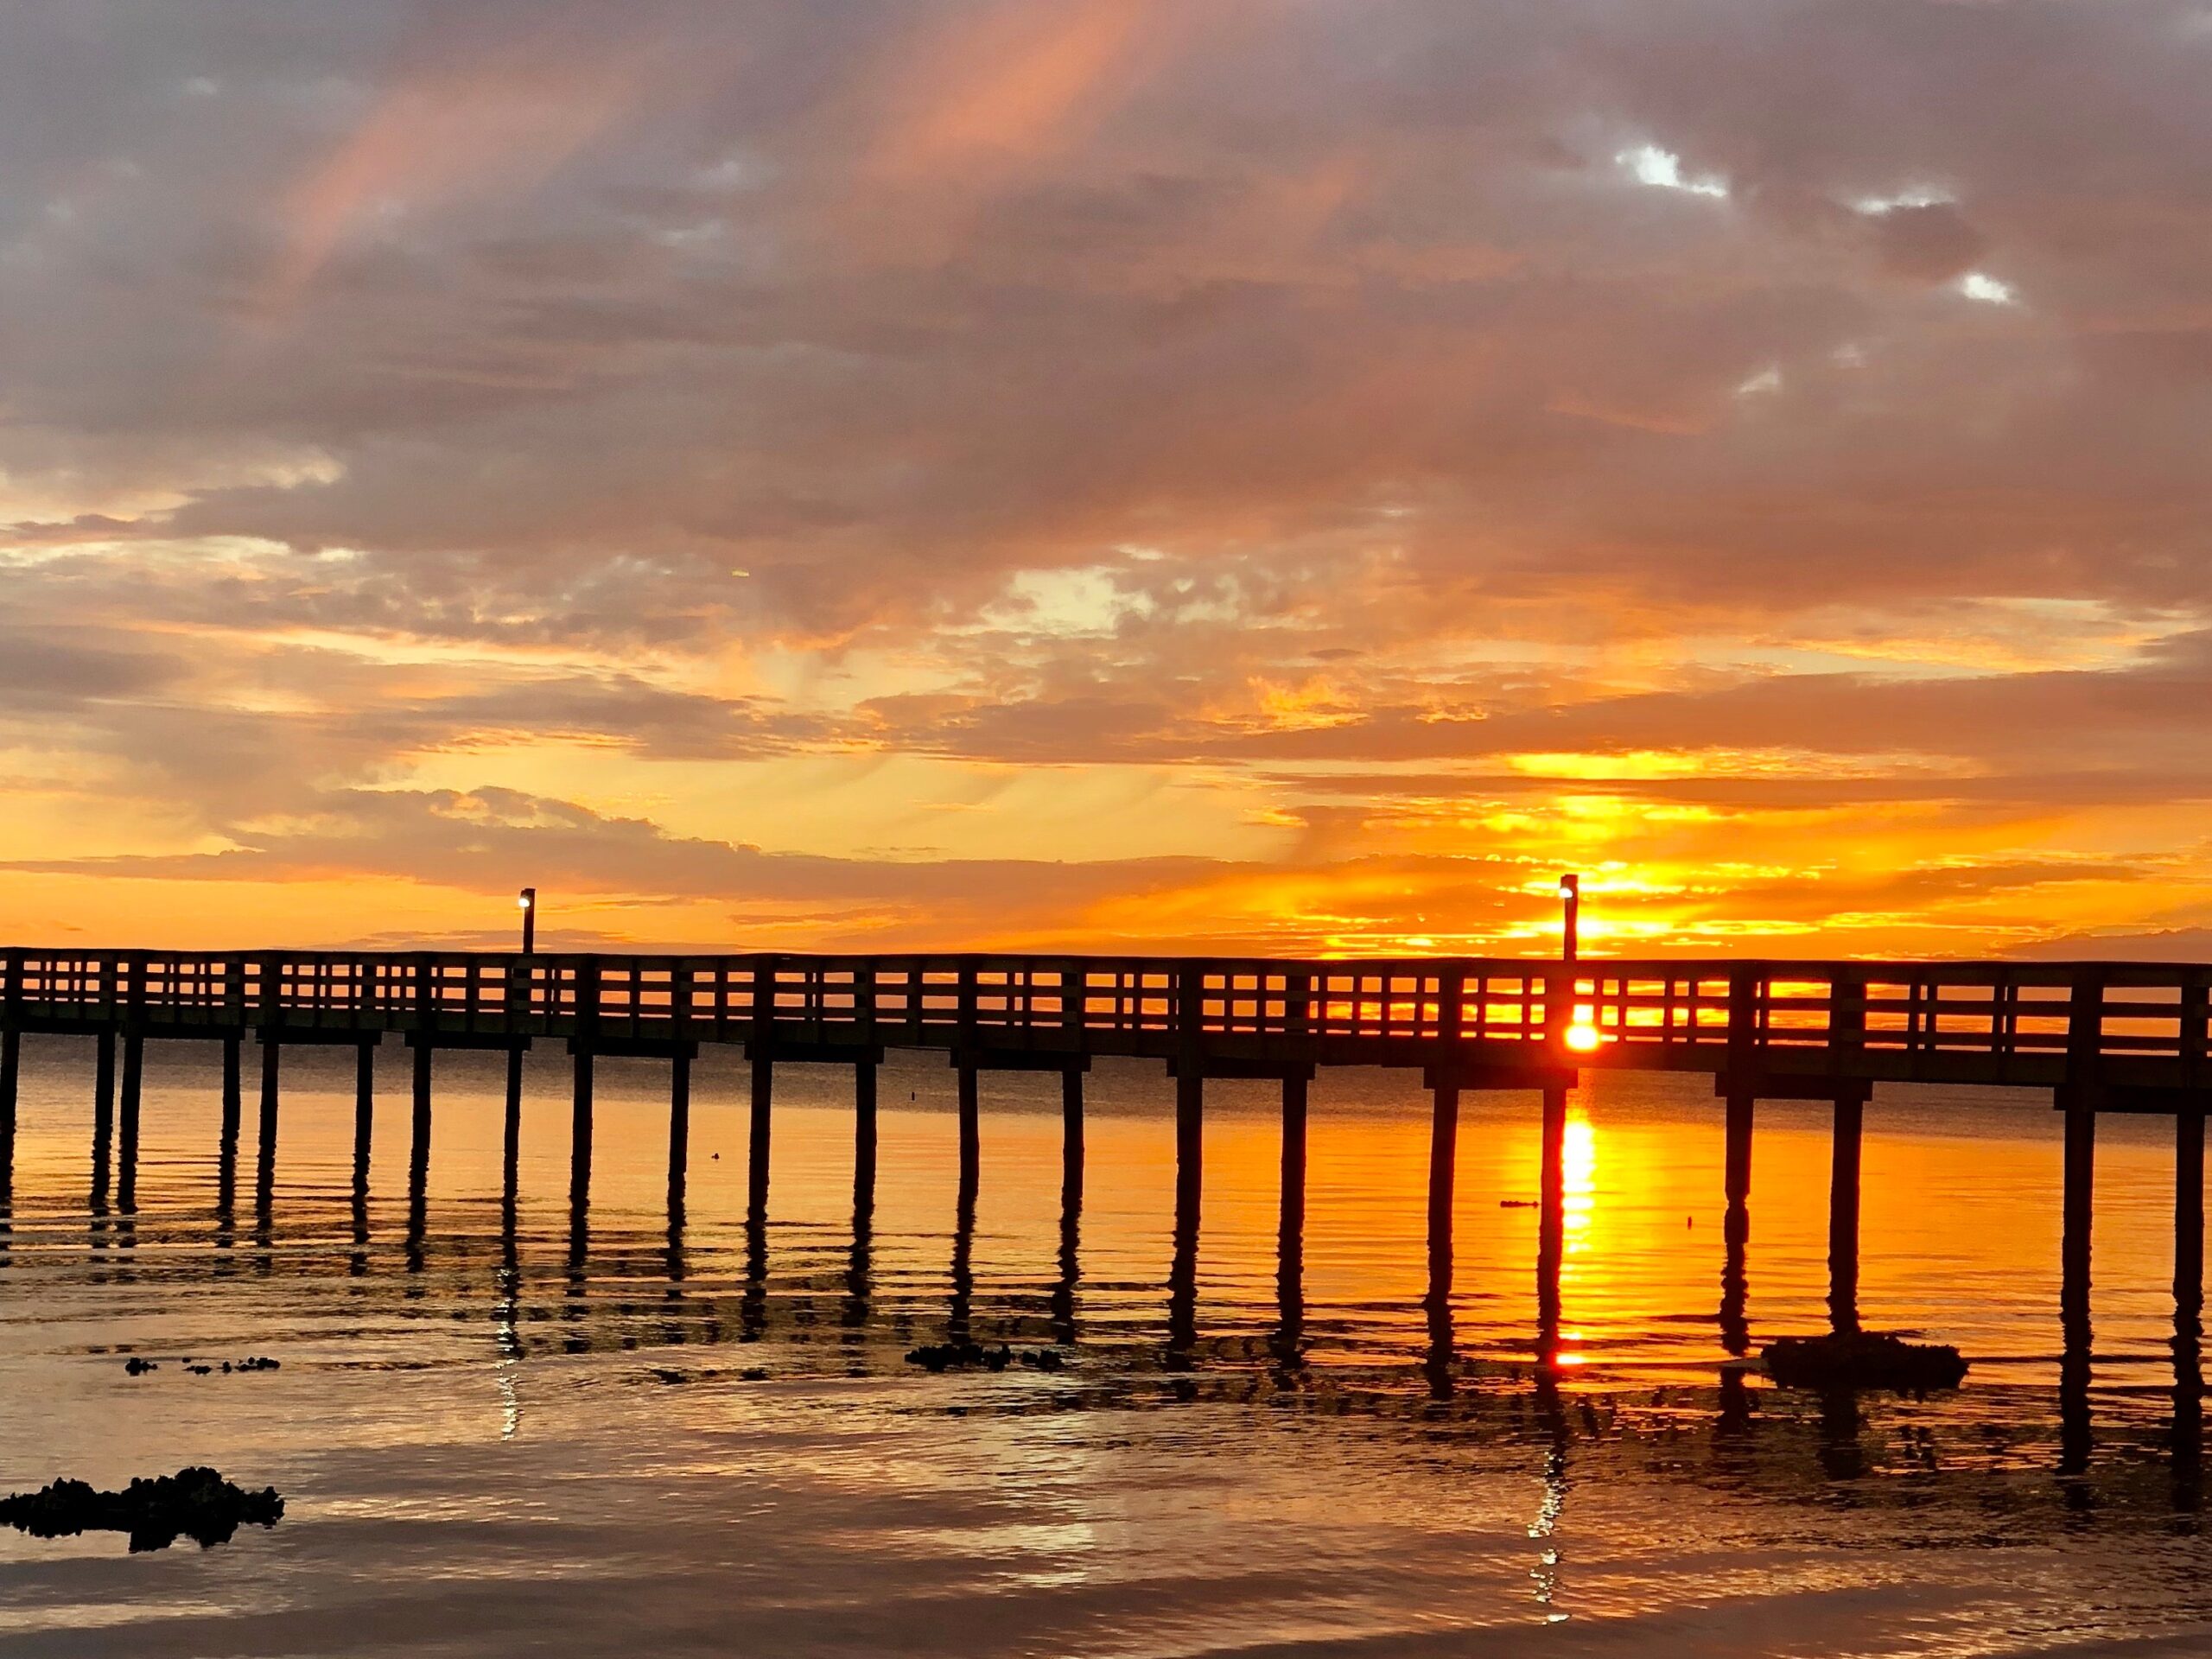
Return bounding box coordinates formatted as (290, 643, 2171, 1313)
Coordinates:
(1559, 874, 1580, 963)
(518, 887, 537, 955)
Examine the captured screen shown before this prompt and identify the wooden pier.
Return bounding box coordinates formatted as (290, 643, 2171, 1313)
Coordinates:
(3, 949, 2209, 1370)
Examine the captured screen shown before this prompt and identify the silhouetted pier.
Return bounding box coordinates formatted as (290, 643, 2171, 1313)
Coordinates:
(3, 950, 2208, 1388)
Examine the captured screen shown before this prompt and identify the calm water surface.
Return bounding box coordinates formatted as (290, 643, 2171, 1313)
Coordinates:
(1, 1035, 2209, 1655)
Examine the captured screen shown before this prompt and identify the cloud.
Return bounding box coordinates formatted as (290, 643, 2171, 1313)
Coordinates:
(1, 1, 2209, 957)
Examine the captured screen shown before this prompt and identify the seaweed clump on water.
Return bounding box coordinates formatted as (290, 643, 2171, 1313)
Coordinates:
(1763, 1332, 1967, 1393)
(0, 1467, 284, 1552)
(905, 1340, 1066, 1374)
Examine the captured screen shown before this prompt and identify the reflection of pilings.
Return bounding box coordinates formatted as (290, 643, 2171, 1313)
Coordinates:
(215, 1119, 238, 1220)
(404, 1135, 427, 1278)
(1537, 1084, 1567, 1370)
(117, 1032, 143, 1212)
(1424, 1198, 1454, 1399)
(348, 1179, 368, 1279)
(2177, 1294, 2204, 1510)
(495, 1191, 522, 1360)
(949, 1167, 977, 1345)
(740, 1211, 768, 1343)
(2061, 1310, 2093, 1479)
(1817, 1388, 1866, 1483)
(353, 1040, 374, 1189)
(1718, 1216, 1750, 1358)
(92, 1031, 115, 1205)
(1529, 1364, 1568, 1618)
(1053, 1172, 1081, 1350)
(570, 1050, 594, 1212)
(1828, 1096, 1863, 1336)
(842, 1185, 873, 1336)
(565, 1181, 590, 1332)
(1167, 1181, 1198, 1367)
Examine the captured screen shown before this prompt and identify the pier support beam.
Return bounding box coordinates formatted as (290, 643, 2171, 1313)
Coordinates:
(1061, 1067, 1084, 1205)
(92, 1031, 115, 1203)
(118, 1032, 143, 1211)
(958, 1065, 982, 1194)
(1723, 1090, 1754, 1242)
(2180, 1106, 2205, 1316)
(258, 1036, 280, 1155)
(409, 1041, 432, 1179)
(0, 1026, 17, 1192)
(1427, 1081, 1459, 1281)
(852, 1059, 876, 1210)
(748, 1057, 771, 1214)
(1280, 1074, 1308, 1255)
(503, 1046, 524, 1192)
(571, 1049, 594, 1210)
(1828, 1095, 1864, 1334)
(1538, 1084, 1568, 1366)
(92, 1029, 116, 1155)
(347, 1040, 372, 1188)
(1175, 1071, 1203, 1214)
(220, 1033, 242, 1152)
(2062, 1090, 2096, 1330)
(668, 1048, 691, 1199)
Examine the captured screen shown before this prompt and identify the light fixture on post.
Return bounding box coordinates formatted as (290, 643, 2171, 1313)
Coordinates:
(518, 887, 537, 955)
(1558, 874, 1601, 1052)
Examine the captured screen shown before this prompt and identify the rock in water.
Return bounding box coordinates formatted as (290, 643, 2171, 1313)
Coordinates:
(0, 1467, 284, 1552)
(1763, 1332, 1967, 1393)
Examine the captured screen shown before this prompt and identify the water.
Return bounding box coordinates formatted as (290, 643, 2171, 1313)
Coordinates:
(2, 1033, 2209, 1655)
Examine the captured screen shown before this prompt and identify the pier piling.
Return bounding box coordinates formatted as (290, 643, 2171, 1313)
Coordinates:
(669, 1048, 691, 1196)
(503, 1046, 523, 1190)
(1061, 1067, 1084, 1201)
(1828, 1096, 1864, 1334)
(747, 1057, 771, 1213)
(959, 1065, 982, 1192)
(2181, 1106, 2206, 1313)
(117, 1032, 143, 1210)
(1280, 1074, 1308, 1254)
(2063, 1090, 2096, 1327)
(853, 1060, 876, 1208)
(571, 1049, 594, 1208)
(1427, 1081, 1459, 1276)
(353, 1040, 374, 1180)
(220, 1033, 241, 1151)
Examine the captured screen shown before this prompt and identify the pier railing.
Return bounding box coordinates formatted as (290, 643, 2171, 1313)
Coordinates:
(3, 950, 2208, 1094)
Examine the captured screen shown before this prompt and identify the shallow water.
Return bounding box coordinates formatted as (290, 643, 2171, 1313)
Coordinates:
(2, 1034, 2209, 1655)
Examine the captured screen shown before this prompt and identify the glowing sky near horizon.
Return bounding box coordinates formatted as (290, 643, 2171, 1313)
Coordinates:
(1, 1, 2209, 959)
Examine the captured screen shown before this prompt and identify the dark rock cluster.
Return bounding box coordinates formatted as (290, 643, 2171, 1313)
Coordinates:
(0, 1467, 284, 1552)
(1763, 1332, 1968, 1393)
(904, 1340, 1067, 1374)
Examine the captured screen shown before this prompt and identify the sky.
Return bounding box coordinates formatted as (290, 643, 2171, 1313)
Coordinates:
(2, 0, 2209, 961)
